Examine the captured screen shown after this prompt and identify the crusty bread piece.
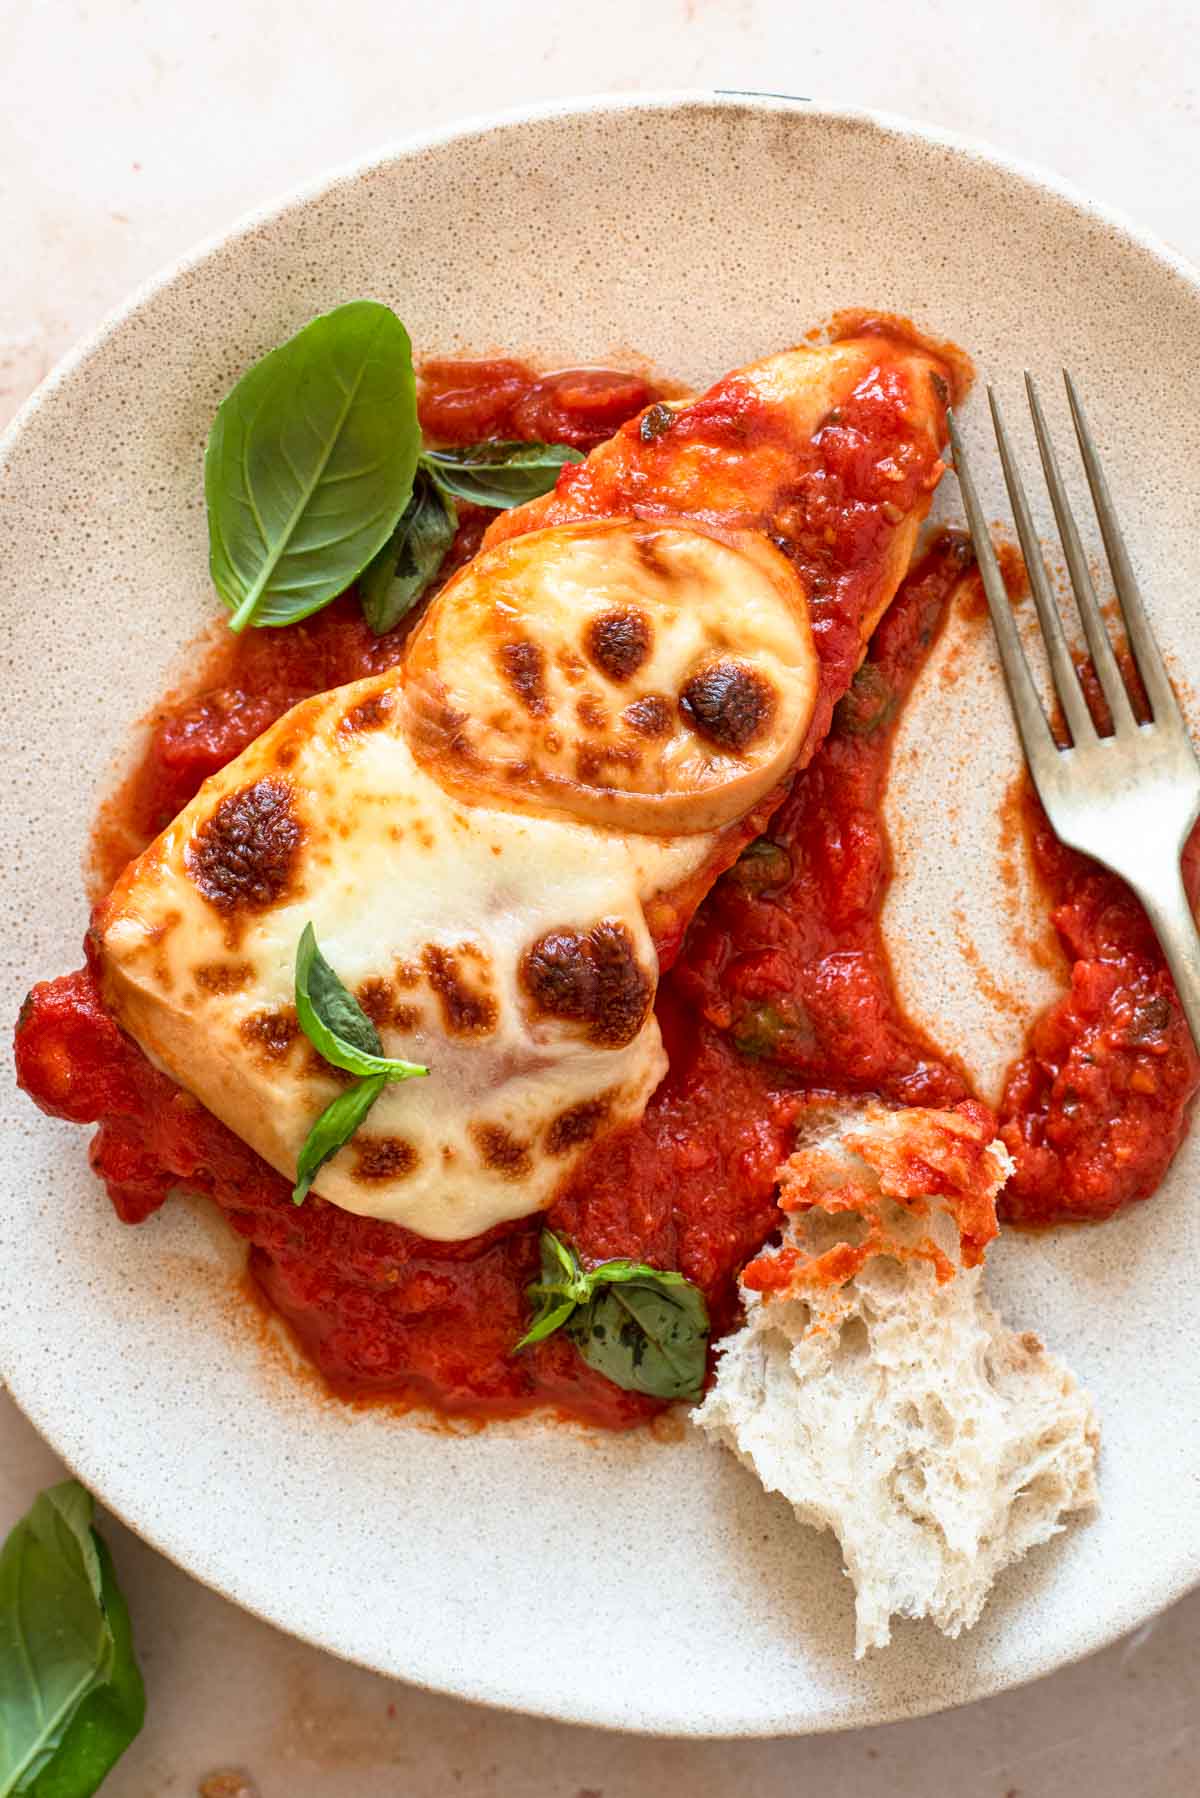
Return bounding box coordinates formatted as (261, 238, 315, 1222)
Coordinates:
(693, 1104, 1099, 1656)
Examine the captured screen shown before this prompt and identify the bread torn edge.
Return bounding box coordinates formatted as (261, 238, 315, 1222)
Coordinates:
(693, 1100, 1100, 1656)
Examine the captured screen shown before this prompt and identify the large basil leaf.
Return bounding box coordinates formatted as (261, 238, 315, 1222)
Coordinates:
(360, 469, 458, 635)
(0, 1483, 144, 1798)
(294, 924, 428, 1082)
(513, 1230, 709, 1400)
(205, 300, 420, 631)
(293, 1073, 386, 1206)
(568, 1275, 709, 1402)
(420, 440, 582, 509)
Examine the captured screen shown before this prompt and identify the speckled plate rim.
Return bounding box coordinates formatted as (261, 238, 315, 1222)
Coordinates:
(5, 89, 1200, 466)
(4, 92, 1200, 1737)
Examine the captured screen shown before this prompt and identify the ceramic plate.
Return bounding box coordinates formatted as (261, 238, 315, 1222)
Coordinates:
(3, 95, 1199, 1737)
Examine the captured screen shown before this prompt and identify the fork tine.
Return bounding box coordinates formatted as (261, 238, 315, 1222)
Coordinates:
(946, 409, 1059, 778)
(1025, 373, 1138, 735)
(987, 387, 1095, 747)
(1064, 370, 1181, 729)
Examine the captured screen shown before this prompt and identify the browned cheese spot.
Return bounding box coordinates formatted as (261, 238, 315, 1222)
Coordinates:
(193, 960, 255, 996)
(470, 1122, 532, 1180)
(355, 977, 422, 1036)
(576, 740, 642, 783)
(622, 693, 673, 738)
(423, 944, 499, 1038)
(355, 978, 394, 1030)
(556, 646, 587, 685)
(239, 1006, 299, 1062)
(576, 693, 608, 732)
(340, 690, 394, 735)
(427, 699, 476, 761)
(583, 607, 652, 683)
(186, 779, 301, 912)
(351, 1136, 419, 1182)
(632, 532, 676, 582)
(394, 960, 421, 990)
(520, 920, 653, 1049)
(678, 661, 777, 753)
(498, 639, 548, 716)
(146, 910, 183, 993)
(545, 1094, 613, 1155)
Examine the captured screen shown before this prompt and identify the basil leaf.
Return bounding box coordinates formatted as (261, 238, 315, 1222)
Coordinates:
(26, 1538, 144, 1798)
(0, 1482, 144, 1798)
(513, 1230, 589, 1350)
(579, 1259, 665, 1285)
(540, 1228, 585, 1294)
(568, 1275, 710, 1402)
(205, 300, 420, 632)
(514, 1297, 577, 1351)
(360, 469, 458, 635)
(294, 924, 428, 1082)
(513, 1232, 709, 1399)
(293, 1073, 386, 1205)
(420, 440, 583, 509)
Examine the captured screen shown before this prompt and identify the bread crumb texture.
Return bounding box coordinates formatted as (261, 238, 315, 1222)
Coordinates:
(693, 1102, 1099, 1655)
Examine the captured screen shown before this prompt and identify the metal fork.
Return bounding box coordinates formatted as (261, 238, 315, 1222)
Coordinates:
(946, 375, 1200, 1053)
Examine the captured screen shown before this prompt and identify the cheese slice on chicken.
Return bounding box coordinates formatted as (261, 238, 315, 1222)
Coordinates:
(97, 702, 706, 1238)
(483, 314, 967, 663)
(95, 324, 961, 1240)
(404, 520, 817, 832)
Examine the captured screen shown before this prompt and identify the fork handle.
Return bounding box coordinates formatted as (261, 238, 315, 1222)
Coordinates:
(1141, 867, 1200, 1057)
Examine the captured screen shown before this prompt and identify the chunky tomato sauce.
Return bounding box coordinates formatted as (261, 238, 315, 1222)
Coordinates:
(997, 779, 1200, 1222)
(15, 351, 1199, 1428)
(15, 525, 971, 1428)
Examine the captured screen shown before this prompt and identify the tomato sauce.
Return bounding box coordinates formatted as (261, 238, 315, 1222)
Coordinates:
(15, 519, 971, 1430)
(16, 350, 1198, 1428)
(417, 358, 658, 451)
(997, 779, 1200, 1222)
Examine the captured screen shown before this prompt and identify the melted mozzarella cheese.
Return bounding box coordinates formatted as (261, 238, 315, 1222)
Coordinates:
(97, 674, 711, 1239)
(95, 327, 959, 1241)
(404, 520, 817, 833)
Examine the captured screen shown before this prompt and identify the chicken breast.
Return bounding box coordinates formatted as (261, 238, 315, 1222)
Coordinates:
(93, 322, 962, 1238)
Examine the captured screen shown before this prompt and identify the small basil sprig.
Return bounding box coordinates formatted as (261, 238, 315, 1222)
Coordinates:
(295, 925, 428, 1081)
(356, 440, 579, 632)
(0, 1482, 144, 1798)
(291, 924, 428, 1205)
(421, 440, 583, 509)
(359, 467, 458, 634)
(516, 1230, 709, 1402)
(205, 300, 421, 633)
(293, 1073, 388, 1207)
